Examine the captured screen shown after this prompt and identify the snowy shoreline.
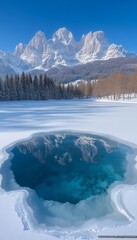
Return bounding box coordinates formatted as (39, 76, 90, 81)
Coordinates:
(0, 99, 137, 239)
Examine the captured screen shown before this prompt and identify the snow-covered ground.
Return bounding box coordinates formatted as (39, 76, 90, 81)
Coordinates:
(0, 99, 137, 240)
(97, 95, 137, 104)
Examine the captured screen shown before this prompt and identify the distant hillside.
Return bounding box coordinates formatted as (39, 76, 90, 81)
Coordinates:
(46, 58, 137, 83)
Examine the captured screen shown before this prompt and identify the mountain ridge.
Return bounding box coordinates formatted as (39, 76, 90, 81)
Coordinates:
(14, 28, 136, 68)
(0, 27, 137, 78)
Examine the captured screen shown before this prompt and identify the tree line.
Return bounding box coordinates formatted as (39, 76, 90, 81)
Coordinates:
(92, 71, 137, 99)
(0, 71, 137, 101)
(0, 73, 86, 101)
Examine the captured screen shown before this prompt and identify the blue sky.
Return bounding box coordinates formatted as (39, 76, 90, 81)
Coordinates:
(0, 0, 137, 53)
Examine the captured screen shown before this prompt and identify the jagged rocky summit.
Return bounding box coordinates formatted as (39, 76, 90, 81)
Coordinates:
(0, 27, 136, 77)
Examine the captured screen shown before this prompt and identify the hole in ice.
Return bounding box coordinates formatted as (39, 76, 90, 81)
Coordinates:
(1, 131, 136, 231)
(9, 132, 128, 204)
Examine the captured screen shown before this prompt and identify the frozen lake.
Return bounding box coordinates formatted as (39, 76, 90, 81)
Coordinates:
(0, 99, 137, 240)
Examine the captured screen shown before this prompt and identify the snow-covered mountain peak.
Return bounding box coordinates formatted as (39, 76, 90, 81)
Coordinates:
(41, 28, 79, 69)
(104, 44, 125, 59)
(14, 43, 26, 57)
(34, 30, 46, 38)
(85, 31, 93, 38)
(28, 31, 47, 50)
(16, 42, 26, 48)
(14, 31, 48, 67)
(52, 27, 75, 45)
(93, 31, 105, 38)
(76, 30, 109, 63)
(82, 31, 108, 48)
(85, 31, 107, 43)
(3, 28, 136, 75)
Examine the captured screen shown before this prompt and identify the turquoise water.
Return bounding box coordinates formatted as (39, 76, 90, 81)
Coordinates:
(8, 133, 128, 204)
